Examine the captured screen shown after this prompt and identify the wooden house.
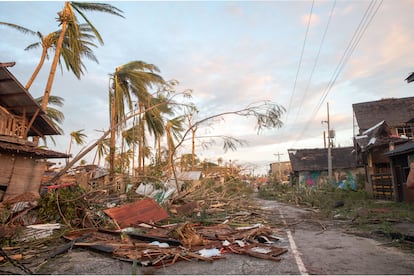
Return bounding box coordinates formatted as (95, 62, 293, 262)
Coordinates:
(288, 147, 364, 189)
(0, 62, 68, 202)
(384, 142, 414, 203)
(353, 97, 414, 200)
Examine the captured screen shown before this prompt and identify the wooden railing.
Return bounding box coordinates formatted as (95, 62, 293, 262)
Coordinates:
(0, 107, 27, 138)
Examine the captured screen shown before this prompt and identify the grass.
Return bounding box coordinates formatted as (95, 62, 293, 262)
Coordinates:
(258, 182, 414, 246)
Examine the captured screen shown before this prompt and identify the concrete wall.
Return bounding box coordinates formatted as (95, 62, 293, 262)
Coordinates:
(298, 167, 365, 190)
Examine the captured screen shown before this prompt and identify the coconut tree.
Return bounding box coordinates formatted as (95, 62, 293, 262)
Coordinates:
(42, 1, 124, 110)
(67, 129, 87, 164)
(165, 116, 185, 183)
(0, 22, 44, 90)
(1, 22, 99, 91)
(35, 95, 65, 146)
(109, 61, 165, 180)
(92, 137, 109, 167)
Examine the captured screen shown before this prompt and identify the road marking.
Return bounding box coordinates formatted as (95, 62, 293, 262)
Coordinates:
(279, 211, 308, 275)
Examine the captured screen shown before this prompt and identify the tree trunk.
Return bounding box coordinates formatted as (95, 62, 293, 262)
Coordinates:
(26, 47, 47, 90)
(41, 3, 69, 110)
(109, 91, 116, 182)
(191, 128, 196, 171)
(66, 137, 73, 165)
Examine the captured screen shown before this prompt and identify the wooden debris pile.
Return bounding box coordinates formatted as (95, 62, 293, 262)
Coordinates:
(56, 221, 287, 268)
(0, 177, 289, 273)
(169, 178, 266, 226)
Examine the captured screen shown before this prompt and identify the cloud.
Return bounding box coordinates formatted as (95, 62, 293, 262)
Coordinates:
(301, 13, 320, 27)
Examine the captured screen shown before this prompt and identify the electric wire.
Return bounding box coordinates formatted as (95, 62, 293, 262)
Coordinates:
(292, 0, 337, 129)
(284, 0, 315, 125)
(290, 0, 383, 149)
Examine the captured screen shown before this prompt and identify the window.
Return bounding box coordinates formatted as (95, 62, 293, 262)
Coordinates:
(397, 126, 413, 138)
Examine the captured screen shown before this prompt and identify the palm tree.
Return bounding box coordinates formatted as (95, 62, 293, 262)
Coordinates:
(67, 129, 87, 164)
(109, 61, 165, 179)
(92, 136, 109, 167)
(25, 31, 59, 90)
(1, 22, 99, 91)
(165, 116, 185, 182)
(35, 95, 65, 146)
(42, 1, 124, 111)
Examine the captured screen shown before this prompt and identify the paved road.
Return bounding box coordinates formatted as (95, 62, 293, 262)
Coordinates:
(32, 197, 414, 275)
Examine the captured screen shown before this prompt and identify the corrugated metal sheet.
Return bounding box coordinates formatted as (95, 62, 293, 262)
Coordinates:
(104, 198, 169, 228)
(176, 171, 202, 181)
(0, 63, 60, 136)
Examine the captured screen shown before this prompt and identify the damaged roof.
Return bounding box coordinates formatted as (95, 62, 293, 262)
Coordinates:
(0, 139, 69, 158)
(355, 120, 409, 151)
(288, 146, 359, 172)
(406, 72, 414, 83)
(0, 63, 60, 136)
(352, 97, 414, 132)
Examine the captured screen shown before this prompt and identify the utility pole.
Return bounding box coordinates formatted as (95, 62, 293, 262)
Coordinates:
(274, 152, 284, 182)
(322, 102, 333, 182)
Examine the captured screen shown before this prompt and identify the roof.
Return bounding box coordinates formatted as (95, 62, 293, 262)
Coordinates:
(385, 142, 414, 157)
(288, 146, 359, 172)
(406, 72, 414, 83)
(352, 97, 414, 132)
(0, 140, 69, 159)
(0, 63, 60, 136)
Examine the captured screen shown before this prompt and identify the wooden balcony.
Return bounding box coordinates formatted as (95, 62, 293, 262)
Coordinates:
(0, 106, 28, 139)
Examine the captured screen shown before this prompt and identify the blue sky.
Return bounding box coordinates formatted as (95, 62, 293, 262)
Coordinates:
(1, 0, 414, 175)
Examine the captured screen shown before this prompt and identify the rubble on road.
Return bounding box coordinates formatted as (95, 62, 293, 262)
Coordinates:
(0, 174, 288, 274)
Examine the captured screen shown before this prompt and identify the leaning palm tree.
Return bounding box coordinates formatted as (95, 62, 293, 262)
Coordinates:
(42, 1, 124, 110)
(0, 22, 45, 90)
(27, 24, 99, 90)
(109, 61, 165, 179)
(165, 116, 185, 185)
(1, 22, 99, 91)
(25, 31, 59, 90)
(67, 129, 87, 164)
(92, 136, 110, 167)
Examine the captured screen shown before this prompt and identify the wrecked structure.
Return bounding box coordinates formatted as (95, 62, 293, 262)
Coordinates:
(353, 97, 414, 201)
(0, 63, 68, 202)
(288, 147, 364, 189)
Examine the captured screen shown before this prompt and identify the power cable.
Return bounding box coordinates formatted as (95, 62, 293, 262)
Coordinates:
(284, 0, 315, 124)
(290, 0, 383, 148)
(292, 0, 337, 127)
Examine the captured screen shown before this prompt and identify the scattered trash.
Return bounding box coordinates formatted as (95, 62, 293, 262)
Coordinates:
(198, 248, 221, 258)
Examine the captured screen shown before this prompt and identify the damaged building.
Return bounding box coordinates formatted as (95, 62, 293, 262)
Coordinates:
(0, 62, 68, 202)
(353, 97, 414, 201)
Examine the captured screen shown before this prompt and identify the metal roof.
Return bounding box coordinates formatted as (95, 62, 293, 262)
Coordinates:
(385, 142, 414, 157)
(0, 63, 60, 136)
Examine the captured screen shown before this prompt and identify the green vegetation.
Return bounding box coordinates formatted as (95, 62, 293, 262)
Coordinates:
(258, 182, 414, 244)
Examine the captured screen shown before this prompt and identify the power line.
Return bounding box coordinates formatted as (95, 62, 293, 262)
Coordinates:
(312, 0, 383, 121)
(284, 0, 315, 125)
(293, 0, 337, 127)
(291, 0, 383, 148)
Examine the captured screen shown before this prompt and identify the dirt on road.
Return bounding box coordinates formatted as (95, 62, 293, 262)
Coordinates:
(2, 196, 414, 275)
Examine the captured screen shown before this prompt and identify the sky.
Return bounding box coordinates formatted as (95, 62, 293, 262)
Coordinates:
(1, 0, 414, 175)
